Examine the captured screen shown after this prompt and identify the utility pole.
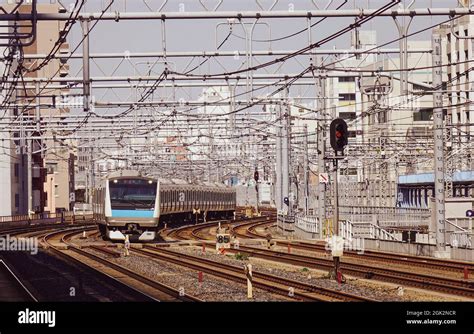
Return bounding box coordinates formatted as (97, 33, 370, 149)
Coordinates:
(303, 124, 309, 215)
(81, 19, 91, 205)
(27, 131, 32, 217)
(275, 102, 283, 212)
(432, 33, 447, 257)
(282, 85, 291, 216)
(316, 71, 326, 238)
(81, 19, 90, 112)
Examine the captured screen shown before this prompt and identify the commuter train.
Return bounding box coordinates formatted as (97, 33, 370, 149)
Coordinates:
(92, 171, 236, 241)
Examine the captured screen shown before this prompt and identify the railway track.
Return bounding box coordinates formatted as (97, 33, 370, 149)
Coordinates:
(169, 215, 474, 280)
(225, 245, 474, 299)
(165, 217, 474, 298)
(164, 216, 272, 241)
(41, 227, 202, 302)
(274, 240, 474, 275)
(231, 219, 276, 239)
(0, 221, 95, 238)
(132, 245, 377, 302)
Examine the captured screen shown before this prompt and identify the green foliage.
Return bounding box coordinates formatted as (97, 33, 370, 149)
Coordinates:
(234, 252, 249, 261)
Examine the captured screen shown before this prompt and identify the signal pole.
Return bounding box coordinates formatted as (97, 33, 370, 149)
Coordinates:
(333, 155, 340, 278)
(329, 118, 348, 280)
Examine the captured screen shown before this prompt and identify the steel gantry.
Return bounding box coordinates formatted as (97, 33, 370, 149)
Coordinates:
(0, 0, 470, 258)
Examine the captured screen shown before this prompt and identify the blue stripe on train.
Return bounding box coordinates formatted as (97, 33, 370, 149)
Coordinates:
(111, 209, 154, 218)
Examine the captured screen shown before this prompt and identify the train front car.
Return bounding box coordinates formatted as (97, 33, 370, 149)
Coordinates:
(99, 176, 159, 241)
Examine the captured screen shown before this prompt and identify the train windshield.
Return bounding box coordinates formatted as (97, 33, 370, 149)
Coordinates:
(109, 178, 157, 210)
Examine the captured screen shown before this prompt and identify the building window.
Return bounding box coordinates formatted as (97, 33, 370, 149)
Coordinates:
(338, 77, 355, 82)
(346, 168, 358, 175)
(339, 93, 356, 101)
(412, 84, 426, 91)
(340, 112, 356, 120)
(46, 163, 58, 174)
(14, 194, 19, 208)
(14, 163, 19, 177)
(447, 33, 451, 43)
(413, 108, 433, 121)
